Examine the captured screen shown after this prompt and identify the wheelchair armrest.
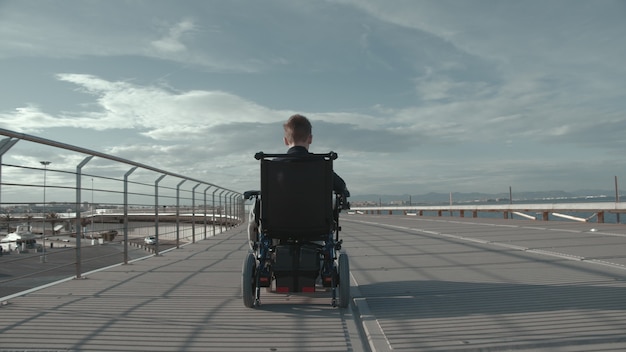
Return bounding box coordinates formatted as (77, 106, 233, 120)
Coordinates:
(244, 190, 260, 200)
(335, 192, 350, 211)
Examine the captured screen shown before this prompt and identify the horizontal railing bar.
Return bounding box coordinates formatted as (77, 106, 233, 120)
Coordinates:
(0, 128, 239, 194)
(351, 202, 626, 212)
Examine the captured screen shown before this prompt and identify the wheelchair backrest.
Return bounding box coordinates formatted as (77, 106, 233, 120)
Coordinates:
(259, 153, 334, 241)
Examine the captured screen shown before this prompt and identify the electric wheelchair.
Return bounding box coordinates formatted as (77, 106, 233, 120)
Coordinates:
(243, 151, 350, 308)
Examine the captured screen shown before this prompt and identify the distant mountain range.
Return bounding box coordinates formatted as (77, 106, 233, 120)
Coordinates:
(351, 190, 619, 205)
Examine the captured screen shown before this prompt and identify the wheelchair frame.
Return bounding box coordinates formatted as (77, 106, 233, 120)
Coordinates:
(243, 151, 350, 308)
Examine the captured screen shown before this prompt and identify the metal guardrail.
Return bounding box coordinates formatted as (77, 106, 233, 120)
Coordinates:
(351, 202, 626, 223)
(0, 128, 244, 283)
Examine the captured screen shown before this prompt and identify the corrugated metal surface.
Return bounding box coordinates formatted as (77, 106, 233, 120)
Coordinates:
(0, 227, 365, 352)
(2, 216, 626, 351)
(344, 215, 626, 351)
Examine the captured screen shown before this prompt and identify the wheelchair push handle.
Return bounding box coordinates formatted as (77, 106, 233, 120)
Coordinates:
(243, 190, 260, 200)
(254, 151, 338, 160)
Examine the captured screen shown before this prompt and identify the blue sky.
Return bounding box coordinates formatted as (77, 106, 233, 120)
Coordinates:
(1, 0, 625, 197)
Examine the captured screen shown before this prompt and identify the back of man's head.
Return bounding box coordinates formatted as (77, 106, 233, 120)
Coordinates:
(283, 114, 312, 145)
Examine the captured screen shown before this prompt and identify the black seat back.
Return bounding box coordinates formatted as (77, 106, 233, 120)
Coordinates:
(260, 155, 334, 241)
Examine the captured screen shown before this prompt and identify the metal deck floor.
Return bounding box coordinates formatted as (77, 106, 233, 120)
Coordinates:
(2, 215, 626, 351)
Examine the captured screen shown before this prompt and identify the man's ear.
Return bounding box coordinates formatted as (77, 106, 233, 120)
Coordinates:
(283, 137, 289, 146)
(308, 134, 313, 145)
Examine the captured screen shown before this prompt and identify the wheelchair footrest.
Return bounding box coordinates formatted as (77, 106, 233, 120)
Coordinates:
(275, 276, 295, 292)
(272, 244, 321, 293)
(299, 277, 317, 293)
(259, 275, 271, 287)
(321, 276, 333, 287)
(275, 277, 316, 293)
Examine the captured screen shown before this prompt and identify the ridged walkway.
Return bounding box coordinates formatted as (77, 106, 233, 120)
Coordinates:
(2, 215, 626, 351)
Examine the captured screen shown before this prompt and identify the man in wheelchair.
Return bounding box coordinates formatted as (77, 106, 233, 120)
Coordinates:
(243, 114, 350, 308)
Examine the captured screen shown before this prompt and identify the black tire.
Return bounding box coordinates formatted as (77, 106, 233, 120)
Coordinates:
(338, 252, 350, 308)
(242, 253, 257, 308)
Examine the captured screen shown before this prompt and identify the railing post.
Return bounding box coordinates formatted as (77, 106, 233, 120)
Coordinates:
(227, 192, 232, 225)
(222, 191, 229, 229)
(191, 183, 200, 243)
(233, 195, 239, 225)
(75, 156, 94, 279)
(212, 189, 219, 236)
(123, 167, 137, 264)
(223, 192, 229, 228)
(226, 192, 232, 227)
(238, 195, 244, 224)
(236, 194, 242, 225)
(203, 185, 212, 239)
(218, 190, 226, 234)
(233, 194, 238, 225)
(225, 191, 232, 228)
(222, 191, 227, 228)
(232, 195, 236, 225)
(154, 175, 166, 255)
(176, 180, 186, 248)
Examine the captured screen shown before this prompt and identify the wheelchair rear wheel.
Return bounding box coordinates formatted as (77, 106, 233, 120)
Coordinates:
(338, 252, 350, 308)
(242, 253, 257, 308)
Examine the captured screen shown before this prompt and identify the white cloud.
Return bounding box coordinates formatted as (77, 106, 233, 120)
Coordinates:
(151, 19, 196, 53)
(50, 74, 286, 139)
(0, 105, 96, 133)
(2, 73, 399, 146)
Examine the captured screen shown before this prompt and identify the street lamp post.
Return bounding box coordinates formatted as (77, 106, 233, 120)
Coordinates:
(40, 161, 51, 263)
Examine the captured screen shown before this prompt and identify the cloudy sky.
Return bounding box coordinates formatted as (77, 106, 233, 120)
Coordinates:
(1, 0, 625, 197)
